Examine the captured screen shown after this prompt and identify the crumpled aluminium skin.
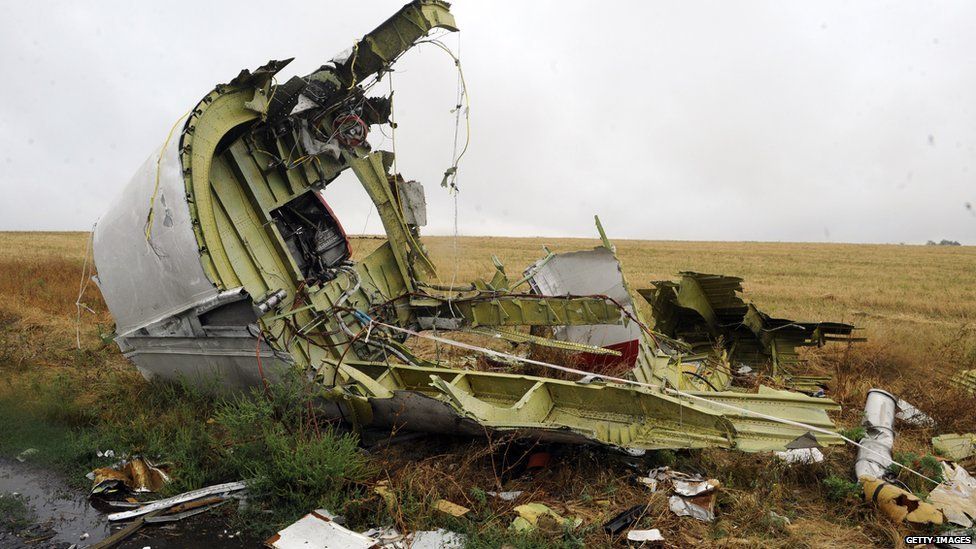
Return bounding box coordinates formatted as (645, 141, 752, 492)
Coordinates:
(929, 462, 976, 528)
(860, 476, 944, 526)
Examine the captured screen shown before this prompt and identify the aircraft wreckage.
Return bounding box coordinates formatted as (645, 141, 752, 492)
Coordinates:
(92, 0, 861, 454)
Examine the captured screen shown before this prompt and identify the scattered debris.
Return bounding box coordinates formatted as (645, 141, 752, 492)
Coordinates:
(525, 451, 552, 472)
(626, 528, 664, 543)
(360, 526, 403, 546)
(769, 511, 792, 527)
(486, 490, 523, 501)
(929, 462, 976, 527)
(854, 389, 896, 479)
(673, 477, 721, 498)
(895, 398, 936, 427)
(639, 467, 721, 522)
(603, 504, 646, 536)
(860, 477, 943, 526)
(15, 449, 37, 463)
(786, 431, 822, 449)
(408, 529, 466, 549)
(510, 503, 581, 533)
(373, 480, 397, 509)
(775, 447, 825, 464)
(668, 493, 717, 523)
(638, 466, 720, 497)
(266, 509, 376, 549)
(88, 457, 171, 495)
(934, 434, 976, 461)
(434, 499, 470, 518)
(950, 370, 976, 394)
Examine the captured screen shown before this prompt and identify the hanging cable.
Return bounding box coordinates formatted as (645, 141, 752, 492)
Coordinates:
(75, 226, 97, 349)
(145, 110, 190, 243)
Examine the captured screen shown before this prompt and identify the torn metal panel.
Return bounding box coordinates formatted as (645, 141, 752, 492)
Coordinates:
(895, 398, 935, 427)
(398, 179, 427, 227)
(929, 462, 976, 527)
(327, 361, 840, 452)
(934, 434, 976, 461)
(526, 246, 642, 364)
(266, 509, 378, 549)
(951, 369, 976, 394)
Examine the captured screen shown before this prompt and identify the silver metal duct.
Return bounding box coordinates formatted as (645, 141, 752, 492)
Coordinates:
(855, 388, 897, 479)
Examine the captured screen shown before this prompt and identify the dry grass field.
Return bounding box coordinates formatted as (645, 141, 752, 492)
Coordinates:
(1, 231, 974, 547)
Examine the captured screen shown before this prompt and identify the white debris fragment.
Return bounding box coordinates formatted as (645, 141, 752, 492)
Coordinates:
(895, 398, 936, 427)
(639, 467, 718, 496)
(642, 467, 721, 523)
(15, 448, 37, 462)
(929, 462, 976, 528)
(669, 494, 715, 522)
(769, 511, 792, 526)
(409, 529, 466, 549)
(627, 528, 664, 542)
(673, 478, 720, 497)
(360, 526, 403, 546)
(267, 510, 376, 549)
(774, 447, 825, 464)
(486, 490, 524, 501)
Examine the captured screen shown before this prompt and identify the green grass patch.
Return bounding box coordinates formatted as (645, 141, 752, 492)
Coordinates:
(215, 377, 371, 533)
(0, 493, 33, 532)
(0, 367, 371, 538)
(822, 474, 861, 502)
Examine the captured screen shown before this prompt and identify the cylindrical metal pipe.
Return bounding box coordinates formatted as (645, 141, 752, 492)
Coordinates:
(855, 388, 897, 479)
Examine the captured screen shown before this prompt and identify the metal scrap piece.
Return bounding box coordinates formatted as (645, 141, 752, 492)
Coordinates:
(668, 493, 716, 522)
(934, 434, 976, 461)
(266, 509, 378, 549)
(861, 477, 944, 526)
(526, 246, 641, 364)
(107, 481, 248, 521)
(929, 462, 976, 527)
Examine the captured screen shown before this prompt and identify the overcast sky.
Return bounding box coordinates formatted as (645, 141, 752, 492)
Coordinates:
(1, 1, 973, 244)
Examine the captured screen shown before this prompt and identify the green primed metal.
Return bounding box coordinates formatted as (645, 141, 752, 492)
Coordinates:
(639, 272, 861, 390)
(161, 0, 850, 453)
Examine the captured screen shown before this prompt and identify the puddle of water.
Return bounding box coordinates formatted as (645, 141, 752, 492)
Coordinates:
(0, 459, 263, 548)
(0, 458, 110, 545)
